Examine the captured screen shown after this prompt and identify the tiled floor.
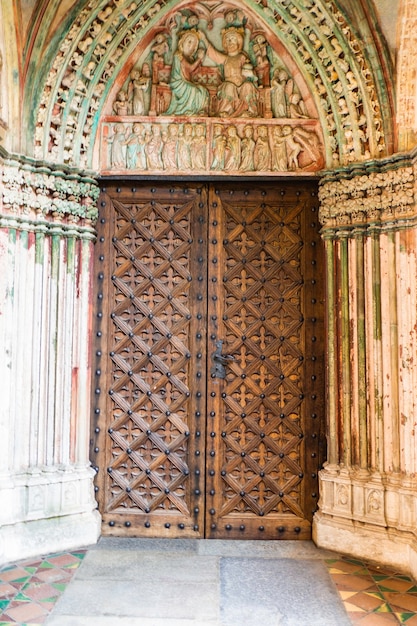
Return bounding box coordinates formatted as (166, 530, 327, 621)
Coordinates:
(0, 548, 416, 625)
(327, 557, 417, 624)
(0, 551, 86, 625)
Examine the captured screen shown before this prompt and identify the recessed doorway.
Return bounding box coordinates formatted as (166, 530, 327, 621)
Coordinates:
(91, 180, 325, 539)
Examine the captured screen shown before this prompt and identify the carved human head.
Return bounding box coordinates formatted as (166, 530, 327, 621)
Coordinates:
(179, 31, 199, 59)
(222, 28, 244, 55)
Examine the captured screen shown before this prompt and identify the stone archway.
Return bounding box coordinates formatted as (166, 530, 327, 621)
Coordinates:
(28, 0, 394, 172)
(2, 0, 408, 567)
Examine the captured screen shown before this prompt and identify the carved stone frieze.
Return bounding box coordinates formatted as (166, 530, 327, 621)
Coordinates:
(319, 153, 417, 229)
(0, 151, 99, 226)
(99, 6, 325, 175)
(100, 118, 323, 174)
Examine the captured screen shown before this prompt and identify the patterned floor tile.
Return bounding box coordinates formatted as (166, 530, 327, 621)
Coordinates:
(0, 551, 86, 625)
(4, 601, 48, 622)
(32, 569, 71, 585)
(0, 570, 31, 584)
(351, 614, 400, 624)
(327, 555, 417, 624)
(347, 591, 387, 612)
(0, 584, 18, 600)
(20, 583, 61, 602)
(387, 594, 417, 612)
(330, 573, 378, 592)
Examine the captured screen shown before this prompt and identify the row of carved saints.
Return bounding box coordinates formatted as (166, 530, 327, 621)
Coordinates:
(108, 121, 321, 172)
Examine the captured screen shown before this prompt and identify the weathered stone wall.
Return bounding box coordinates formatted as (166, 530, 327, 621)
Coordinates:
(0, 152, 101, 563)
(314, 150, 417, 577)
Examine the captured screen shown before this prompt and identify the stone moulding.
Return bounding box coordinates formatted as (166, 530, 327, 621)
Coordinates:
(318, 150, 417, 229)
(314, 467, 417, 575)
(0, 149, 100, 225)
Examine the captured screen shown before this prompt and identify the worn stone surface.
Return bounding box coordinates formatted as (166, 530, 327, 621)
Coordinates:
(46, 540, 349, 626)
(220, 557, 350, 626)
(197, 539, 335, 559)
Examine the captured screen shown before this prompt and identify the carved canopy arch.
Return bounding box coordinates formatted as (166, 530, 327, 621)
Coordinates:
(30, 0, 394, 174)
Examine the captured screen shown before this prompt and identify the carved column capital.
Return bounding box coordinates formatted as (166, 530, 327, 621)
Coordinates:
(319, 151, 417, 232)
(0, 149, 99, 230)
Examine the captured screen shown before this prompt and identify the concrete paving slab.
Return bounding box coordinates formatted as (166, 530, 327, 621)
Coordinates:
(46, 617, 218, 626)
(92, 537, 199, 553)
(197, 539, 335, 559)
(220, 557, 351, 626)
(76, 549, 219, 582)
(49, 579, 219, 620)
(45, 539, 351, 626)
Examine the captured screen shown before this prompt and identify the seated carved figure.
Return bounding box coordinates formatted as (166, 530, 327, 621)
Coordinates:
(200, 27, 259, 118)
(165, 30, 209, 116)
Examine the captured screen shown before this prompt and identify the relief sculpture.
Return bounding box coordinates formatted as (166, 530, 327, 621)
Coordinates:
(165, 29, 209, 116)
(101, 4, 324, 175)
(104, 120, 321, 173)
(200, 19, 259, 118)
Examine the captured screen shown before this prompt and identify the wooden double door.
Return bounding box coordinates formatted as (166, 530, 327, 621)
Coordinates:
(92, 180, 325, 540)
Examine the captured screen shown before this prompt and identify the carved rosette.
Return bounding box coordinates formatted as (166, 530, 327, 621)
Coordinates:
(319, 152, 417, 230)
(0, 151, 99, 227)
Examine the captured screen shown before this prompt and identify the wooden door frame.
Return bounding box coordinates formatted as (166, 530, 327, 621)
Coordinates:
(90, 176, 326, 539)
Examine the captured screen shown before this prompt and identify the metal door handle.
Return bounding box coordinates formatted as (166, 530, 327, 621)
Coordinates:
(210, 340, 235, 379)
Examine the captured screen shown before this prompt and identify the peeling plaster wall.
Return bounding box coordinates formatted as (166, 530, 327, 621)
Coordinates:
(374, 0, 400, 55)
(315, 150, 417, 578)
(0, 151, 101, 564)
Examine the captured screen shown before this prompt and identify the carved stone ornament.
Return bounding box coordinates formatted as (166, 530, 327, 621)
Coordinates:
(319, 151, 417, 231)
(0, 150, 99, 226)
(100, 4, 325, 175)
(336, 484, 349, 508)
(367, 490, 382, 515)
(32, 0, 390, 170)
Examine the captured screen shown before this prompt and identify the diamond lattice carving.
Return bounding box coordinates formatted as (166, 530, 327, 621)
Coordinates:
(100, 190, 206, 528)
(93, 182, 323, 540)
(206, 184, 318, 537)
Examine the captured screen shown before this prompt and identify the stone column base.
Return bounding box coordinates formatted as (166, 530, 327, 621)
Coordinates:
(0, 468, 101, 565)
(0, 510, 101, 565)
(314, 512, 417, 576)
(313, 466, 417, 578)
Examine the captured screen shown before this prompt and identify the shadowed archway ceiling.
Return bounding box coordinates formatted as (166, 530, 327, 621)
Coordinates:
(22, 0, 395, 171)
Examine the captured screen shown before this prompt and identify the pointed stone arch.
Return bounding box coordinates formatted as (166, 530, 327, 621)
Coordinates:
(29, 0, 394, 172)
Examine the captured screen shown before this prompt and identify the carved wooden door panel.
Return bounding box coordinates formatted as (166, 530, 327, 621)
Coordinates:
(92, 181, 324, 540)
(205, 184, 323, 539)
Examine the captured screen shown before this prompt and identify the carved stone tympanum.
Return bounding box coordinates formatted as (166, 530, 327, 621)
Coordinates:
(100, 4, 324, 175)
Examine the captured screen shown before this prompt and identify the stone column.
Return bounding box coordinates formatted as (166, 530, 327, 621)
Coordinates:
(314, 150, 417, 577)
(0, 150, 101, 564)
